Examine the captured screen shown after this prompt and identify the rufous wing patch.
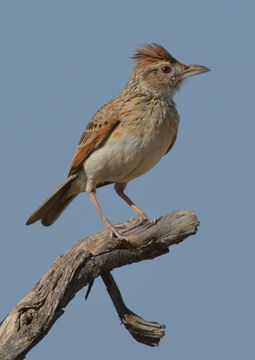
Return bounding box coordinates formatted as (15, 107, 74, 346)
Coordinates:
(69, 119, 119, 175)
(70, 144, 91, 169)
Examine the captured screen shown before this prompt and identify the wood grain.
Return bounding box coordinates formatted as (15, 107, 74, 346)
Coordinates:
(0, 210, 199, 359)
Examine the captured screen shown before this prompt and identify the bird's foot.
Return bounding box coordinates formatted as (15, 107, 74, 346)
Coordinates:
(104, 222, 133, 249)
(138, 214, 157, 225)
(103, 218, 124, 238)
(148, 217, 157, 224)
(109, 229, 127, 242)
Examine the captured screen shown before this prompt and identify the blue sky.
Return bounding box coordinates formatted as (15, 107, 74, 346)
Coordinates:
(0, 1, 254, 359)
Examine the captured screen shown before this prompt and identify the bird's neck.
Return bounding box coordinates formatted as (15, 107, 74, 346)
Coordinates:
(121, 74, 177, 104)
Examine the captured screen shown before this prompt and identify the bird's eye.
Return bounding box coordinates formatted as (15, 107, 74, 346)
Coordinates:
(161, 66, 170, 74)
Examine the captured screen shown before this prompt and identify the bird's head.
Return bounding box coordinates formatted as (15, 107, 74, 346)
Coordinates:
(132, 43, 210, 98)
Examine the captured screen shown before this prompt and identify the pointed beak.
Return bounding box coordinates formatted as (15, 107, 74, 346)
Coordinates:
(177, 64, 210, 81)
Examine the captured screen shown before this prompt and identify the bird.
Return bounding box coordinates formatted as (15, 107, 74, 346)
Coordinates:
(26, 43, 210, 239)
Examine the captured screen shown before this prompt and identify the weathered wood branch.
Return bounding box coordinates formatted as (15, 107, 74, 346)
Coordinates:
(0, 210, 199, 360)
(101, 271, 166, 346)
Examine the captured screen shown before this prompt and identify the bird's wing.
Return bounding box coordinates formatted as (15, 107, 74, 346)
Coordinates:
(164, 132, 177, 156)
(69, 103, 120, 175)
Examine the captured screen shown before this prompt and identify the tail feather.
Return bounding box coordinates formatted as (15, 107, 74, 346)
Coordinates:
(40, 194, 77, 226)
(26, 174, 78, 226)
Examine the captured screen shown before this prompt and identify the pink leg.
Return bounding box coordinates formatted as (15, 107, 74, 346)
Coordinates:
(87, 191, 127, 240)
(114, 183, 148, 220)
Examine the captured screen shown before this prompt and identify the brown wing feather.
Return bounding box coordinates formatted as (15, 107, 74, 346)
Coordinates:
(69, 104, 119, 175)
(164, 132, 177, 156)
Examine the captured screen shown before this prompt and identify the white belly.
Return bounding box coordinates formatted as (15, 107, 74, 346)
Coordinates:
(83, 123, 176, 189)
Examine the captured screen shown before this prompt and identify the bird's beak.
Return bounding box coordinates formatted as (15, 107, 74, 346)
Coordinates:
(177, 64, 210, 81)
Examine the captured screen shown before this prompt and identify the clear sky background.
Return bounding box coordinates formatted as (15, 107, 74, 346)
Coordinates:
(0, 1, 254, 359)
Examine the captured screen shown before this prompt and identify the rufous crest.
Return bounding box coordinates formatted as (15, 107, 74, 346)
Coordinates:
(132, 43, 177, 69)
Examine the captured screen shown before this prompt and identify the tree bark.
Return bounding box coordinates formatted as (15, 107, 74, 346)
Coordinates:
(0, 210, 199, 359)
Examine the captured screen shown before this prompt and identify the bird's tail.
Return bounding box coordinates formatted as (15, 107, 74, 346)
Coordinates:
(26, 174, 78, 226)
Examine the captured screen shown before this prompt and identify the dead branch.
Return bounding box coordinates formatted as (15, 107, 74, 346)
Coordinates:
(0, 210, 199, 360)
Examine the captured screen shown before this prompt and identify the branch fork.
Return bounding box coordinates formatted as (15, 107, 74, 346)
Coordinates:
(0, 210, 199, 360)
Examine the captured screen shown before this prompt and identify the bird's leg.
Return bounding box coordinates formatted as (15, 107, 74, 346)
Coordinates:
(87, 191, 127, 241)
(114, 183, 148, 220)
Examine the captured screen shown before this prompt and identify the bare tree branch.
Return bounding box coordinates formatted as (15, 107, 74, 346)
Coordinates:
(0, 210, 199, 360)
(101, 272, 166, 346)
